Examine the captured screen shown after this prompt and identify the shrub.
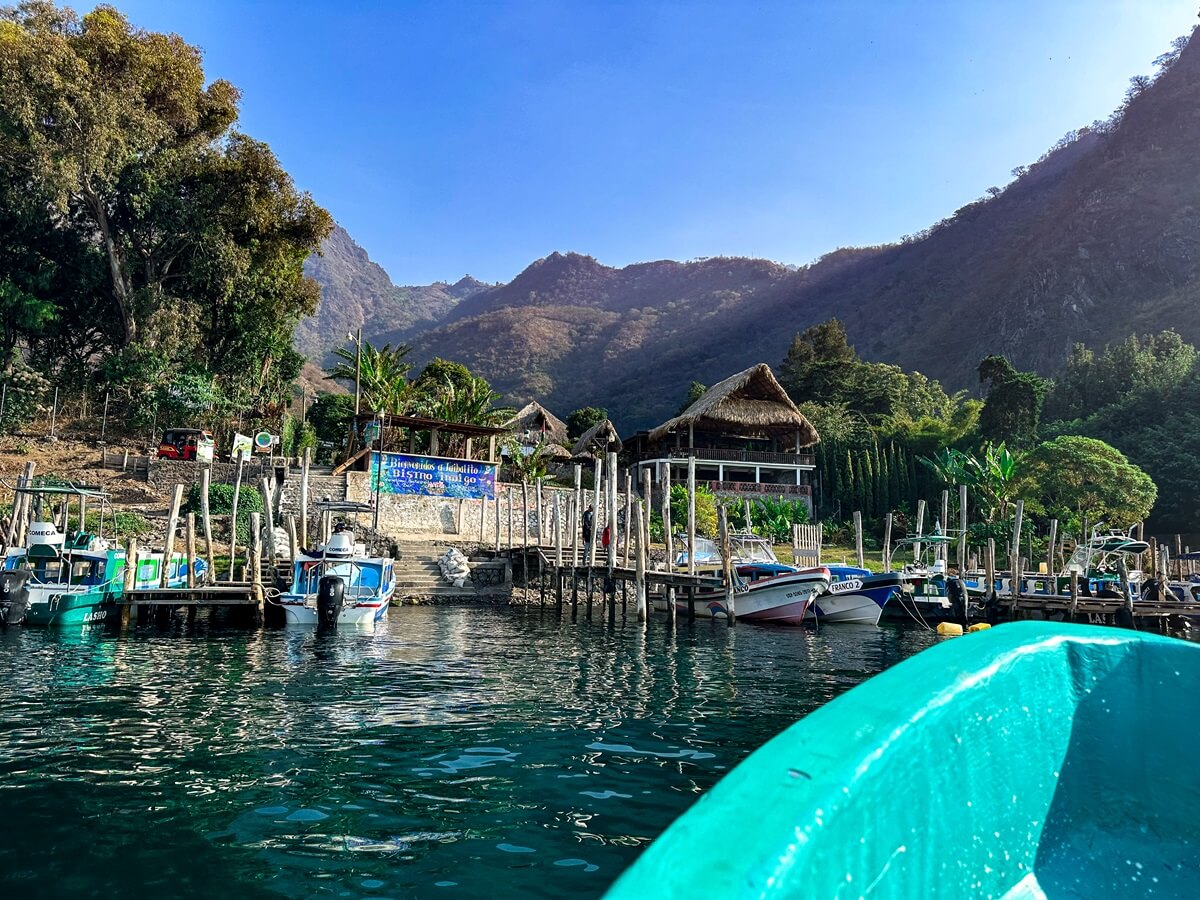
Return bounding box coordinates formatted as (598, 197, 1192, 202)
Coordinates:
(186, 481, 263, 543)
(0, 361, 50, 433)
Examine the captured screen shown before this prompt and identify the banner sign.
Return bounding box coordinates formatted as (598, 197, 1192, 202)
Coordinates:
(370, 452, 497, 500)
(230, 433, 253, 460)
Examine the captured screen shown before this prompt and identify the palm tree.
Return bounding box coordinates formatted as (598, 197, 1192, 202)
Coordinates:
(418, 373, 513, 427)
(325, 341, 413, 415)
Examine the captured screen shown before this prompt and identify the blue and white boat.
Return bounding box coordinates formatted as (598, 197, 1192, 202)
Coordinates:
(278, 526, 396, 627)
(810, 564, 905, 625)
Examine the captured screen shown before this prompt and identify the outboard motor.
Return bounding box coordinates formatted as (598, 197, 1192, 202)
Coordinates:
(0, 570, 32, 628)
(947, 577, 967, 626)
(316, 575, 345, 629)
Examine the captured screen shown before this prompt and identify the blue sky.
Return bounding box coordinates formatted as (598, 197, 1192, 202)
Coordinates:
(109, 1, 1197, 285)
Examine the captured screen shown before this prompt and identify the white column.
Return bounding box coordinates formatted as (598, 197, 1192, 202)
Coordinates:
(718, 463, 724, 483)
(796, 468, 802, 485)
(754, 466, 761, 484)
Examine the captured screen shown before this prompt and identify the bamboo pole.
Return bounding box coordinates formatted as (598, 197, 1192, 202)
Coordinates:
(185, 512, 197, 589)
(160, 484, 184, 589)
(299, 447, 311, 547)
(853, 511, 864, 569)
(228, 454, 245, 580)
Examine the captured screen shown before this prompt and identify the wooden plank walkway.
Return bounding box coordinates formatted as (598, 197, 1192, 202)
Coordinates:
(121, 585, 258, 606)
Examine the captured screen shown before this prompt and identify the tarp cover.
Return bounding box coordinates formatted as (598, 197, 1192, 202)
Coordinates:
(606, 622, 1200, 898)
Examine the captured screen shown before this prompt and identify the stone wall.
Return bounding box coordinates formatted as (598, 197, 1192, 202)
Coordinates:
(147, 457, 276, 492)
(345, 473, 633, 544)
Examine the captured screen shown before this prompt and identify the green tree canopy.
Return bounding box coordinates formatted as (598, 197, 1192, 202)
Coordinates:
(675, 381, 707, 416)
(1019, 436, 1156, 530)
(977, 355, 1050, 448)
(567, 406, 608, 440)
(326, 340, 412, 415)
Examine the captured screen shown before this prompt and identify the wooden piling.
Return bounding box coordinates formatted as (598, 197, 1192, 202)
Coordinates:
(940, 489, 950, 562)
(122, 538, 138, 627)
(590, 456, 602, 569)
(199, 467, 215, 580)
(660, 463, 675, 623)
(185, 512, 197, 589)
(506, 488, 513, 550)
(248, 511, 263, 623)
(718, 505, 735, 625)
(1045, 519, 1058, 581)
(287, 515, 299, 564)
(986, 538, 996, 605)
(521, 480, 530, 553)
(1069, 569, 1080, 621)
(228, 453, 245, 580)
(622, 472, 632, 568)
(573, 464, 583, 566)
(957, 485, 968, 574)
(535, 477, 543, 545)
(160, 484, 184, 589)
(853, 511, 864, 569)
(260, 476, 278, 567)
(633, 501, 647, 622)
(299, 447, 311, 547)
(554, 492, 564, 612)
(494, 484, 501, 552)
(913, 499, 926, 564)
(882, 512, 893, 572)
(686, 456, 696, 577)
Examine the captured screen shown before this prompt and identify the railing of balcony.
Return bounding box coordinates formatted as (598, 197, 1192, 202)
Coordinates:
(666, 448, 815, 466)
(706, 481, 812, 497)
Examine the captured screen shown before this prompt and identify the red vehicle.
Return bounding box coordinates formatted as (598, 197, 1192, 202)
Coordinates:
(157, 429, 213, 461)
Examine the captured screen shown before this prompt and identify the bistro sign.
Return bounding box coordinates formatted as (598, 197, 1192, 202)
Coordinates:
(369, 451, 497, 500)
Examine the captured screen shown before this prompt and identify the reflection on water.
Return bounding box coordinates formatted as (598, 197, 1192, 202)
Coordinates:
(0, 606, 938, 898)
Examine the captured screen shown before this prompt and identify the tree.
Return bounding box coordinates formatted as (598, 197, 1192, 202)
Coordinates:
(1019, 436, 1156, 529)
(779, 319, 858, 403)
(567, 406, 607, 440)
(675, 381, 707, 416)
(307, 393, 354, 448)
(977, 355, 1050, 447)
(326, 340, 412, 415)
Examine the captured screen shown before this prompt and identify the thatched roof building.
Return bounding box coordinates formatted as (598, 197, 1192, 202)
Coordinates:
(648, 363, 819, 446)
(571, 418, 623, 459)
(507, 401, 569, 446)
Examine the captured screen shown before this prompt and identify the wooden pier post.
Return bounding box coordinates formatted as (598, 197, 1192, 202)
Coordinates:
(590, 456, 602, 569)
(718, 505, 735, 625)
(913, 499, 926, 565)
(634, 501, 647, 622)
(554, 492, 563, 612)
(940, 489, 950, 562)
(622, 471, 632, 568)
(228, 453, 244, 580)
(607, 453, 618, 620)
(260, 476, 278, 567)
(494, 484, 501, 552)
(506, 487, 513, 550)
(521, 480, 530, 553)
(6, 461, 34, 547)
(882, 513, 893, 572)
(957, 485, 968, 575)
(1011, 556, 1024, 620)
(986, 538, 996, 607)
(791, 523, 799, 566)
(299, 447, 310, 548)
(661, 463, 675, 623)
(185, 512, 197, 589)
(287, 515, 299, 564)
(160, 484, 184, 589)
(535, 477, 544, 546)
(743, 499, 752, 536)
(853, 511, 864, 569)
(570, 494, 579, 620)
(686, 456, 696, 577)
(1175, 534, 1184, 582)
(248, 511, 263, 624)
(122, 538, 138, 627)
(1069, 569, 1080, 622)
(200, 467, 215, 581)
(1045, 519, 1058, 585)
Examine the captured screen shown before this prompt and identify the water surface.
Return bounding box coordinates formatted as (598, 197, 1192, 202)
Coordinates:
(0, 606, 938, 898)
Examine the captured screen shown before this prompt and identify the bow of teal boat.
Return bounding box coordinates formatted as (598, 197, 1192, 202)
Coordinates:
(606, 622, 1200, 899)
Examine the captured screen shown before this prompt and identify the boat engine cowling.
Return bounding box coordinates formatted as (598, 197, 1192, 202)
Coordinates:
(0, 570, 32, 627)
(316, 575, 345, 628)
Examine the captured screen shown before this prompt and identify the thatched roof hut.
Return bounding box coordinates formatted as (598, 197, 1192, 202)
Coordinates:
(648, 363, 819, 446)
(571, 418, 623, 459)
(507, 401, 569, 446)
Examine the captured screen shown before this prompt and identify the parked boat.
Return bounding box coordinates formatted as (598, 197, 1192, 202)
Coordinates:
(0, 485, 191, 627)
(880, 534, 964, 624)
(812, 565, 905, 625)
(606, 622, 1200, 899)
(278, 519, 396, 626)
(655, 535, 830, 625)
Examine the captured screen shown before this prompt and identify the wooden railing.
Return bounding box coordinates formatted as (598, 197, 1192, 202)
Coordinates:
(706, 481, 812, 497)
(667, 448, 815, 466)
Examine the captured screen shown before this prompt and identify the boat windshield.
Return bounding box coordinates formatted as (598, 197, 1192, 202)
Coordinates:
(21, 556, 104, 586)
(730, 536, 778, 564)
(293, 560, 383, 598)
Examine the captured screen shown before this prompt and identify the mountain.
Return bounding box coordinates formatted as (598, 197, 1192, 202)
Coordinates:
(304, 29, 1200, 432)
(297, 225, 486, 361)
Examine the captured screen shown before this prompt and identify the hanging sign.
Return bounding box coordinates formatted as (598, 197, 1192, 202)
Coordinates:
(230, 433, 253, 460)
(370, 451, 497, 500)
(253, 431, 274, 453)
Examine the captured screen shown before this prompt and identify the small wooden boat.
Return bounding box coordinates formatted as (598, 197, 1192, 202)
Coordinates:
(607, 622, 1200, 898)
(812, 565, 904, 625)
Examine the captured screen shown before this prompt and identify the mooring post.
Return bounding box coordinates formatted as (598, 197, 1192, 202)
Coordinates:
(122, 538, 138, 627)
(160, 484, 184, 589)
(299, 447, 311, 548)
(634, 502, 647, 622)
(228, 453, 245, 580)
(1069, 569, 1080, 622)
(1011, 556, 1024, 619)
(853, 511, 864, 569)
(249, 511, 263, 624)
(506, 488, 513, 551)
(590, 456, 602, 570)
(521, 480, 530, 553)
(718, 505, 735, 625)
(660, 462, 675, 624)
(554, 492, 564, 612)
(200, 467, 215, 582)
(493, 484, 501, 553)
(535, 477, 544, 546)
(607, 453, 619, 618)
(1045, 518, 1059, 588)
(622, 471, 632, 568)
(260, 476, 278, 568)
(686, 456, 696, 579)
(287, 515, 299, 564)
(957, 485, 968, 575)
(913, 499, 926, 565)
(986, 538, 996, 607)
(882, 512, 893, 572)
(185, 512, 197, 590)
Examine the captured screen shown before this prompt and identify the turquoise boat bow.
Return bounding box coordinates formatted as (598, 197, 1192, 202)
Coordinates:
(606, 622, 1199, 898)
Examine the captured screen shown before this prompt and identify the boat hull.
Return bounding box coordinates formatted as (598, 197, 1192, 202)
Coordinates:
(280, 597, 391, 626)
(22, 587, 119, 627)
(657, 570, 828, 625)
(809, 572, 903, 625)
(606, 622, 1200, 899)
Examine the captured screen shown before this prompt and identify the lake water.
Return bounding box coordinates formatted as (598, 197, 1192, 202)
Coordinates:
(0, 607, 941, 898)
